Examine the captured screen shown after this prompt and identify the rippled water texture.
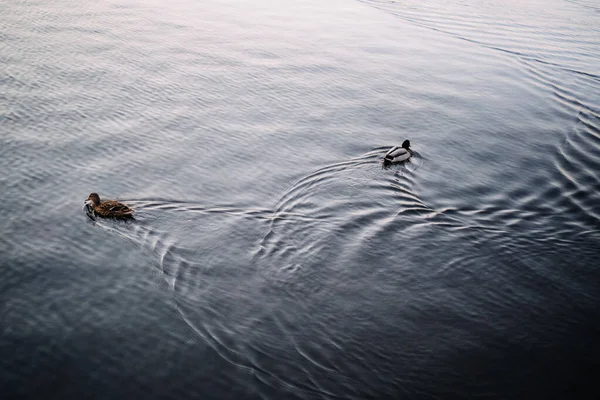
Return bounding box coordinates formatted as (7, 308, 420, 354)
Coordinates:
(2, 0, 600, 398)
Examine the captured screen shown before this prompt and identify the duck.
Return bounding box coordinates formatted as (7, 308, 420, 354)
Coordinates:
(383, 140, 413, 164)
(85, 193, 135, 220)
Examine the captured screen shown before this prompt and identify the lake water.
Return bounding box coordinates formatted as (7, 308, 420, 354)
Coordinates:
(2, 0, 600, 398)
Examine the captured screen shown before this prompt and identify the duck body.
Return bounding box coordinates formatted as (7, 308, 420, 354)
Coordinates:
(85, 193, 134, 220)
(384, 139, 413, 164)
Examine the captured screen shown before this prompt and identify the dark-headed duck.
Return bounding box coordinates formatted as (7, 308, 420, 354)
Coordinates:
(85, 193, 134, 220)
(384, 140, 413, 164)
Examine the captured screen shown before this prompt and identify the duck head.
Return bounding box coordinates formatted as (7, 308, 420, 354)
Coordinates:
(402, 140, 411, 149)
(86, 193, 101, 207)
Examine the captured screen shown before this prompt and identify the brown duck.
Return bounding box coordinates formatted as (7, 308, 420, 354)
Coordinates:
(85, 193, 135, 220)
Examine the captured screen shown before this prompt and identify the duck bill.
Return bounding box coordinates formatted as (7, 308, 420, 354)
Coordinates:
(84, 200, 95, 216)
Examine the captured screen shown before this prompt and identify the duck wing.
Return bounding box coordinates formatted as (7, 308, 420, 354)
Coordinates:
(97, 200, 135, 218)
(101, 201, 132, 212)
(384, 146, 409, 161)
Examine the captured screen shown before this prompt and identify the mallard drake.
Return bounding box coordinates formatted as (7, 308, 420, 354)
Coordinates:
(85, 193, 134, 220)
(383, 140, 413, 164)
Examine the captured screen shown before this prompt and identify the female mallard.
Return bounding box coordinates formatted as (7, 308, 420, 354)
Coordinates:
(383, 140, 413, 164)
(85, 193, 134, 220)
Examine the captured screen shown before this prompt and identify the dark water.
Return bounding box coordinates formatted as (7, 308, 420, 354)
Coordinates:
(2, 0, 600, 398)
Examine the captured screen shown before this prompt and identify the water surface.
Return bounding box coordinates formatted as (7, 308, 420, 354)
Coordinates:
(2, 0, 600, 398)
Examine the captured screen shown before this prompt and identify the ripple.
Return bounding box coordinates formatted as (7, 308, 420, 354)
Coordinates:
(358, 0, 600, 79)
(552, 111, 600, 229)
(75, 148, 437, 395)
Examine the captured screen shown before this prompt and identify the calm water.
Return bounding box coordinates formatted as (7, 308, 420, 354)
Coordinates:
(2, 0, 600, 398)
